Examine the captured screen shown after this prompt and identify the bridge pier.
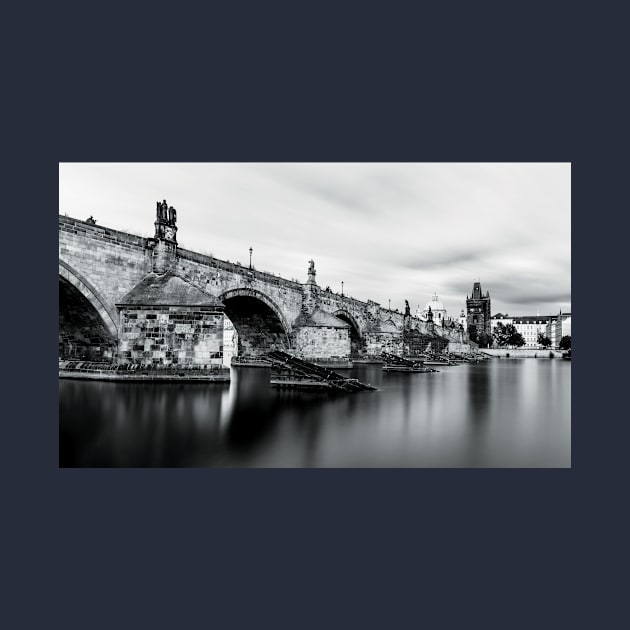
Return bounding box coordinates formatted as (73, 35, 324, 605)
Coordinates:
(292, 260, 352, 362)
(116, 271, 227, 368)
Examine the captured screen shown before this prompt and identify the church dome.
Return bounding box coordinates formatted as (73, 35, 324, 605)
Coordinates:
(425, 294, 445, 313)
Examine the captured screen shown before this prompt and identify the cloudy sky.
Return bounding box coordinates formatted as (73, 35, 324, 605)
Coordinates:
(59, 163, 571, 317)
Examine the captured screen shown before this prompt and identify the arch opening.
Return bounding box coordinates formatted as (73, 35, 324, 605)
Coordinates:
(221, 293, 290, 361)
(59, 275, 117, 361)
(333, 311, 363, 357)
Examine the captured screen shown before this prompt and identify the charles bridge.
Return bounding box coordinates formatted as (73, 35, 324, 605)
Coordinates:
(59, 201, 467, 367)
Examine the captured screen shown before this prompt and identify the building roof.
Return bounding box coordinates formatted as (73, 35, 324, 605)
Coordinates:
(510, 315, 553, 323)
(116, 271, 224, 307)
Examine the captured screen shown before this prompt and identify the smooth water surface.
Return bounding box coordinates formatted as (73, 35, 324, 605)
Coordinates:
(59, 359, 571, 467)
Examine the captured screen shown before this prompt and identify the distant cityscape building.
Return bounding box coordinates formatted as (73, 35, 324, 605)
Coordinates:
(546, 311, 571, 349)
(458, 308, 467, 331)
(466, 281, 492, 336)
(490, 311, 572, 349)
(510, 316, 551, 348)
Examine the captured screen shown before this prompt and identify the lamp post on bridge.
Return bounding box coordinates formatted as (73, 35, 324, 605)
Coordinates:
(249, 247, 253, 270)
(389, 299, 391, 310)
(341, 281, 344, 297)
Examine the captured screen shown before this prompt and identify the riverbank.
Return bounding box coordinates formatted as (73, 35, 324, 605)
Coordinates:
(483, 348, 565, 358)
(59, 360, 231, 382)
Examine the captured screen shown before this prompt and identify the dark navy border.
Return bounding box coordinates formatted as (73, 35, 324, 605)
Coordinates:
(6, 2, 624, 628)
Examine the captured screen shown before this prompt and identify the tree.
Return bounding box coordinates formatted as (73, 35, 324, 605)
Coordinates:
(493, 322, 508, 346)
(477, 332, 493, 348)
(559, 335, 571, 350)
(467, 324, 478, 343)
(537, 332, 552, 348)
(507, 325, 525, 348)
(493, 323, 525, 348)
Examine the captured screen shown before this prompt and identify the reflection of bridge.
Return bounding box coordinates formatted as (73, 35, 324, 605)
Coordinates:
(59, 203, 465, 366)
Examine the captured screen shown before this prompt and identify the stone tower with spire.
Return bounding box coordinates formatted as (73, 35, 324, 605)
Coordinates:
(466, 280, 492, 336)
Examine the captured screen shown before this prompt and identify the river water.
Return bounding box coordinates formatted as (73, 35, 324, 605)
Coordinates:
(59, 359, 571, 467)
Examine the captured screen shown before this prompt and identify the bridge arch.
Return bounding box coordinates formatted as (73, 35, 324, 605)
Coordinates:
(59, 261, 119, 360)
(219, 288, 292, 358)
(333, 309, 363, 357)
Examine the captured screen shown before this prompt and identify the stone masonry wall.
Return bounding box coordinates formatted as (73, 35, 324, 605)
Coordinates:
(59, 216, 151, 318)
(118, 306, 224, 366)
(59, 276, 117, 360)
(404, 331, 449, 355)
(176, 250, 304, 330)
(364, 332, 403, 356)
(294, 327, 351, 360)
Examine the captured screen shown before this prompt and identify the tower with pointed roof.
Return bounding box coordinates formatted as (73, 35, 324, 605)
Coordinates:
(466, 280, 492, 337)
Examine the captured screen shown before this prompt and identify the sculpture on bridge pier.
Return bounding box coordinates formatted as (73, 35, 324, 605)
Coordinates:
(157, 199, 168, 222)
(155, 199, 177, 225)
(154, 199, 178, 243)
(307, 259, 316, 284)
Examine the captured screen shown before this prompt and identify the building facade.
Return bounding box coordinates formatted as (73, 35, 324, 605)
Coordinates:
(546, 312, 571, 349)
(510, 316, 552, 349)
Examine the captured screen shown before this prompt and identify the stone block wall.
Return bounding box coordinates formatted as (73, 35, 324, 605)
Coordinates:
(229, 307, 289, 357)
(404, 331, 450, 355)
(59, 216, 151, 313)
(364, 332, 403, 357)
(447, 342, 472, 354)
(294, 327, 351, 360)
(176, 248, 304, 326)
(117, 306, 224, 366)
(59, 276, 116, 360)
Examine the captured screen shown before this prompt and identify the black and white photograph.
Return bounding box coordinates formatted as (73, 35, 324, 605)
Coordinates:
(58, 162, 571, 467)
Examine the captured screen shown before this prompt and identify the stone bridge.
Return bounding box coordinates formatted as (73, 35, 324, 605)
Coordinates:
(59, 202, 466, 366)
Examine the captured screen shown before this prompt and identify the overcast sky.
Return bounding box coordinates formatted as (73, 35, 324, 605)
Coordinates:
(59, 163, 571, 317)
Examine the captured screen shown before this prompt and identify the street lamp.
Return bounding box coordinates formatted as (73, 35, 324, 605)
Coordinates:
(341, 281, 344, 297)
(249, 247, 253, 270)
(389, 299, 391, 310)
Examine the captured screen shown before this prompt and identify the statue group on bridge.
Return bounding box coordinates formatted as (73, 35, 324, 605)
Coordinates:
(156, 199, 177, 226)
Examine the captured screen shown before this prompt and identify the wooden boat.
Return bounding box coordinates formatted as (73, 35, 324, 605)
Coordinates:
(382, 365, 438, 373)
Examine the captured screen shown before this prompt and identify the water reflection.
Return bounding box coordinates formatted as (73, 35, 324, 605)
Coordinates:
(59, 360, 571, 467)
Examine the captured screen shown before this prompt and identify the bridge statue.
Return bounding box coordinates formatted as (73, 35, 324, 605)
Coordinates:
(157, 199, 168, 221)
(404, 300, 410, 317)
(308, 259, 315, 273)
(168, 205, 177, 225)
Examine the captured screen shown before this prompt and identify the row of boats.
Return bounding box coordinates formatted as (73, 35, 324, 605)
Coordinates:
(378, 351, 491, 372)
(228, 350, 493, 392)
